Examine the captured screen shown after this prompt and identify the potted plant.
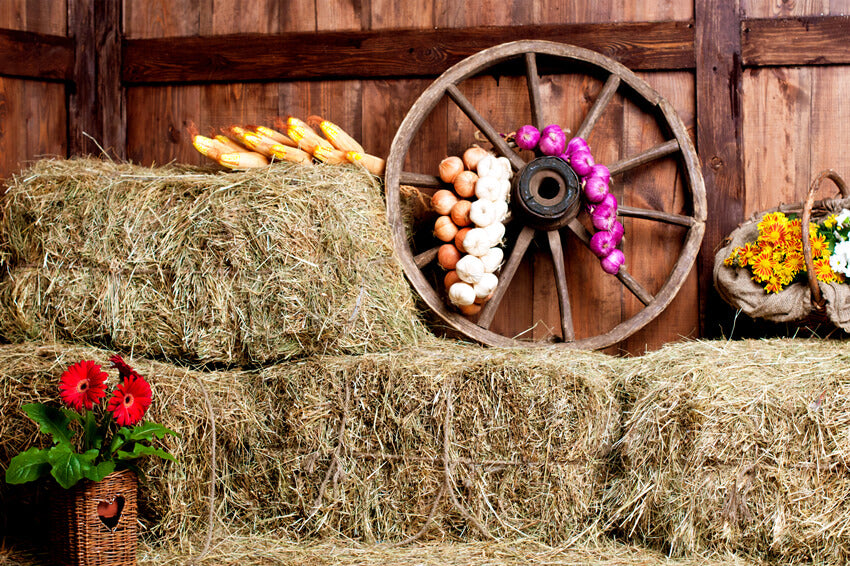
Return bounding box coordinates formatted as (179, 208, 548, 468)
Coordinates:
(4, 354, 178, 566)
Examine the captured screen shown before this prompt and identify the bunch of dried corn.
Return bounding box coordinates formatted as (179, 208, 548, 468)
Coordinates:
(189, 117, 385, 175)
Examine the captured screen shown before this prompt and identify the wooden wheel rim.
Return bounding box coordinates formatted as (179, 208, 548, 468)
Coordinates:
(385, 40, 707, 350)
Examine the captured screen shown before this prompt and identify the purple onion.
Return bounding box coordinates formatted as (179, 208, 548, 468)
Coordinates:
(589, 164, 610, 184)
(515, 125, 541, 151)
(539, 124, 566, 156)
(599, 192, 618, 212)
(608, 220, 625, 245)
(590, 230, 617, 258)
(566, 137, 590, 157)
(570, 149, 595, 177)
(591, 204, 617, 231)
(583, 175, 609, 203)
(600, 249, 625, 275)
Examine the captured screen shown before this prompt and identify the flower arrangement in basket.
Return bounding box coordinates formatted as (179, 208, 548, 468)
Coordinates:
(4, 355, 178, 566)
(714, 169, 850, 329)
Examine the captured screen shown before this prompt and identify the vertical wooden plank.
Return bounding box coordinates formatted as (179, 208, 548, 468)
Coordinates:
(530, 0, 626, 24)
(24, 80, 67, 162)
(0, 77, 27, 180)
(26, 0, 67, 35)
(370, 0, 433, 29)
(695, 0, 744, 337)
(811, 66, 850, 184)
(316, 0, 367, 31)
(436, 0, 532, 26)
(741, 0, 829, 17)
(123, 0, 200, 39)
(0, 0, 26, 30)
(211, 0, 280, 34)
(126, 85, 203, 166)
(742, 67, 812, 216)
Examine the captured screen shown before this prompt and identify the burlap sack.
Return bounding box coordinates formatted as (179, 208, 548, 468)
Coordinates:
(714, 218, 850, 331)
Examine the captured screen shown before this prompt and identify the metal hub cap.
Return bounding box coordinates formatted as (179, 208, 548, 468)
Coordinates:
(511, 156, 581, 230)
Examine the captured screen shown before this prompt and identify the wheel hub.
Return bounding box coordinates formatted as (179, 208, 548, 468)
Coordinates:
(511, 156, 581, 230)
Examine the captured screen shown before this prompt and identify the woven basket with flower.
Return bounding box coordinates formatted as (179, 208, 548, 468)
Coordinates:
(714, 170, 850, 330)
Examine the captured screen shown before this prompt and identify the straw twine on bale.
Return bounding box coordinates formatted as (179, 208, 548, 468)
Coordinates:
(0, 340, 620, 550)
(604, 338, 850, 564)
(0, 158, 431, 366)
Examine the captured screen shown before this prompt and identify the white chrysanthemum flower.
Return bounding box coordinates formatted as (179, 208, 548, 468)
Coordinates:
(830, 240, 850, 276)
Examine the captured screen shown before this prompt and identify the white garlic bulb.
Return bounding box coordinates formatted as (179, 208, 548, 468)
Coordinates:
(474, 272, 499, 299)
(448, 281, 476, 306)
(480, 246, 504, 273)
(474, 176, 502, 202)
(469, 199, 498, 227)
(462, 228, 493, 257)
(455, 254, 486, 284)
(483, 221, 505, 245)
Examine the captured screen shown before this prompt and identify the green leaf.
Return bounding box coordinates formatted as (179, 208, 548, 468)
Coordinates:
(83, 410, 104, 451)
(62, 408, 83, 423)
(22, 404, 74, 445)
(84, 460, 116, 483)
(124, 422, 180, 442)
(117, 444, 176, 462)
(5, 447, 51, 485)
(46, 445, 96, 489)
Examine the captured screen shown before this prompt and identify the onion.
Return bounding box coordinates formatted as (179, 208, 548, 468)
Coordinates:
(600, 248, 625, 275)
(439, 156, 464, 183)
(570, 149, 595, 177)
(473, 272, 499, 299)
(453, 170, 478, 198)
(515, 125, 541, 150)
(462, 228, 493, 257)
(475, 176, 502, 201)
(431, 189, 458, 216)
(434, 215, 459, 242)
(480, 246, 504, 272)
(539, 124, 566, 156)
(463, 146, 489, 171)
(583, 175, 609, 203)
(608, 220, 625, 245)
(444, 270, 461, 289)
(566, 137, 590, 157)
(456, 254, 486, 284)
(469, 199, 498, 227)
(450, 199, 473, 227)
(455, 227, 472, 253)
(483, 221, 506, 245)
(591, 203, 617, 232)
(459, 302, 482, 316)
(448, 281, 476, 306)
(600, 192, 618, 212)
(437, 243, 461, 270)
(590, 164, 610, 184)
(589, 230, 617, 258)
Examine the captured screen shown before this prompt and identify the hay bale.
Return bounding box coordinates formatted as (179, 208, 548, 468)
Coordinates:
(0, 158, 431, 365)
(272, 342, 620, 544)
(605, 338, 850, 563)
(0, 341, 620, 547)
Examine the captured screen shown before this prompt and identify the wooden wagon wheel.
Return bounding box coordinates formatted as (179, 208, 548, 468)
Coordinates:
(385, 40, 707, 350)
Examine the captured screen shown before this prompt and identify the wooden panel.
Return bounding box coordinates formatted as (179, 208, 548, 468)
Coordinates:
(126, 85, 203, 166)
(742, 0, 831, 17)
(316, 0, 362, 31)
(810, 66, 850, 185)
(742, 16, 850, 67)
(437, 0, 533, 27)
(0, 77, 26, 180)
(0, 0, 65, 34)
(695, 0, 744, 337)
(211, 0, 280, 34)
(123, 0, 201, 39)
(0, 28, 74, 81)
(122, 21, 696, 84)
(742, 67, 812, 216)
(24, 80, 67, 161)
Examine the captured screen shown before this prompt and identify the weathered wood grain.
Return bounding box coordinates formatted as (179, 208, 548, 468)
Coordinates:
(742, 16, 850, 67)
(122, 21, 696, 84)
(0, 28, 73, 81)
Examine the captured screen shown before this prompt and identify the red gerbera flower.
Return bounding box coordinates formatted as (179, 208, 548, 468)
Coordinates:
(107, 372, 152, 426)
(58, 360, 108, 412)
(110, 354, 141, 380)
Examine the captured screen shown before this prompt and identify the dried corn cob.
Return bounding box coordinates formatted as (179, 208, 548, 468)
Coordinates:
(312, 145, 349, 165)
(346, 151, 385, 175)
(252, 125, 296, 147)
(218, 151, 269, 169)
(269, 143, 314, 165)
(315, 118, 365, 153)
(277, 116, 333, 154)
(215, 134, 247, 152)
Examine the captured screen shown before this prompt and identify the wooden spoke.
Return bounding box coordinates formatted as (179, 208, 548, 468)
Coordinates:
(546, 230, 575, 341)
(574, 74, 621, 140)
(616, 266, 654, 306)
(401, 171, 443, 188)
(607, 139, 679, 176)
(524, 52, 544, 130)
(478, 226, 536, 329)
(617, 205, 695, 227)
(566, 218, 654, 306)
(415, 246, 439, 269)
(446, 83, 526, 171)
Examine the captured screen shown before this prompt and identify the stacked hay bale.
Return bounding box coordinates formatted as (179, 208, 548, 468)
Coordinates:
(0, 341, 620, 547)
(0, 159, 430, 366)
(605, 338, 850, 564)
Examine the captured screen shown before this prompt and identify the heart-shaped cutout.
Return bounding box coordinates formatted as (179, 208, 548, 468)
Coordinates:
(97, 495, 125, 530)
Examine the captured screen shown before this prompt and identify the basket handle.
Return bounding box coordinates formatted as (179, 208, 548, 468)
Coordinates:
(801, 169, 849, 310)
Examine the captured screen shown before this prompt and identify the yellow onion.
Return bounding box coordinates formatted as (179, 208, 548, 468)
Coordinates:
(437, 243, 461, 270)
(450, 199, 473, 227)
(434, 215, 459, 242)
(431, 189, 458, 216)
(463, 145, 490, 171)
(453, 170, 478, 198)
(439, 156, 464, 183)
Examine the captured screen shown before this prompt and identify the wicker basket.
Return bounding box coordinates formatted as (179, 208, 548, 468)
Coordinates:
(714, 169, 850, 329)
(49, 469, 138, 566)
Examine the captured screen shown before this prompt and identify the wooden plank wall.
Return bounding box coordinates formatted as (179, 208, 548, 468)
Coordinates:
(3, 1, 850, 353)
(0, 1, 66, 183)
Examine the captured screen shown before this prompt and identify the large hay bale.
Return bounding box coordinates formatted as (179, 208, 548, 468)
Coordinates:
(0, 341, 619, 547)
(605, 338, 850, 563)
(0, 158, 431, 365)
(272, 342, 620, 544)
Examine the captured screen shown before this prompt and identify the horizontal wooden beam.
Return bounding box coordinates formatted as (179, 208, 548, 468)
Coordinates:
(123, 21, 695, 84)
(0, 28, 74, 81)
(742, 15, 850, 67)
